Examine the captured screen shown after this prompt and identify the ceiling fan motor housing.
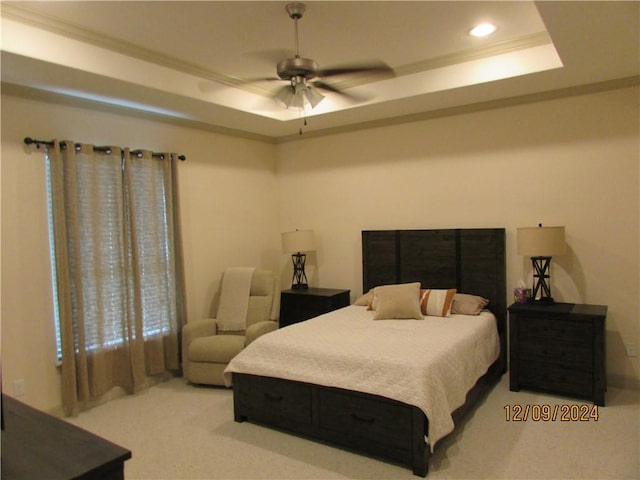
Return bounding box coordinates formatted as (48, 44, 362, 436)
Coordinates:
(277, 57, 319, 81)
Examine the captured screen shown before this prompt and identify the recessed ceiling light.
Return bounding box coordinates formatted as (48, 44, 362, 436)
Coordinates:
(470, 23, 497, 37)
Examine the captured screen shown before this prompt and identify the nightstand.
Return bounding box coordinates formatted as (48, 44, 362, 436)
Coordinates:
(509, 302, 607, 406)
(280, 287, 350, 328)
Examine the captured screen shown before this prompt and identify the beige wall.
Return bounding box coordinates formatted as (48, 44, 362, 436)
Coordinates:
(1, 94, 280, 411)
(277, 86, 639, 390)
(2, 85, 638, 412)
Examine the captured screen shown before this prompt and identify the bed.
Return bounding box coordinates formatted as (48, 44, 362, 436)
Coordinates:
(224, 228, 506, 477)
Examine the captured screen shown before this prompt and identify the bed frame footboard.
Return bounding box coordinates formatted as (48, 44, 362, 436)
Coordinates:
(233, 359, 502, 477)
(233, 373, 431, 476)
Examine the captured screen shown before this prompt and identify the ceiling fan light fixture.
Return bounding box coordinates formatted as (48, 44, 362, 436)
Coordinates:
(276, 76, 324, 110)
(275, 85, 296, 108)
(304, 86, 325, 108)
(276, 84, 324, 109)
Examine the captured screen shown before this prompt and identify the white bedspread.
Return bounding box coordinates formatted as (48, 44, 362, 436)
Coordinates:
(224, 305, 499, 451)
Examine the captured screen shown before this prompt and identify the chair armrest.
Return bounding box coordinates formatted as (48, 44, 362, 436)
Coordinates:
(181, 318, 218, 378)
(245, 320, 278, 346)
(182, 318, 218, 350)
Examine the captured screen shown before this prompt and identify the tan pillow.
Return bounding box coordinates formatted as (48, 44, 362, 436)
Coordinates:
(451, 293, 489, 315)
(354, 289, 374, 307)
(372, 282, 423, 320)
(420, 288, 456, 317)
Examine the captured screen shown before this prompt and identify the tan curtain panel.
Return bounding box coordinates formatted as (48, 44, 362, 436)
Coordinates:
(47, 141, 185, 416)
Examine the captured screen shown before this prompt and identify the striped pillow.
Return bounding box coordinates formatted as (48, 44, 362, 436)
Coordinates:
(420, 288, 457, 317)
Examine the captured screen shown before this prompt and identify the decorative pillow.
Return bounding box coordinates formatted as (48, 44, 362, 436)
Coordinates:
(420, 288, 457, 317)
(372, 282, 423, 320)
(451, 293, 489, 315)
(354, 289, 374, 307)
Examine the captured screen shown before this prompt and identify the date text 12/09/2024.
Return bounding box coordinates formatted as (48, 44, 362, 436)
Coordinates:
(504, 404, 599, 422)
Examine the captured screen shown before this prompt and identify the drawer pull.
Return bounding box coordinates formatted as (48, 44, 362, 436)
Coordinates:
(264, 392, 283, 402)
(351, 413, 375, 424)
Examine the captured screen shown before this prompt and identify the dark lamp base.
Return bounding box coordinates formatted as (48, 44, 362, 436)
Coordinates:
(530, 256, 556, 306)
(529, 297, 555, 304)
(290, 252, 309, 291)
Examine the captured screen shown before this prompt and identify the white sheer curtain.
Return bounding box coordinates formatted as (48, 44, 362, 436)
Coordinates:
(47, 140, 186, 416)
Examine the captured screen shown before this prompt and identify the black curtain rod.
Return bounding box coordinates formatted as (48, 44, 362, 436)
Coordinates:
(24, 137, 186, 161)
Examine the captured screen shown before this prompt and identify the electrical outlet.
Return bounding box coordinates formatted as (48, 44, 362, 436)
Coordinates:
(12, 379, 26, 397)
(625, 342, 637, 357)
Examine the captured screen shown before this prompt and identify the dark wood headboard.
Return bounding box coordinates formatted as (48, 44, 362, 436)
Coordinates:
(362, 228, 507, 370)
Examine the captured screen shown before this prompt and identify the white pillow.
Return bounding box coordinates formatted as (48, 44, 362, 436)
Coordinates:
(372, 282, 423, 320)
(451, 293, 489, 315)
(353, 289, 374, 307)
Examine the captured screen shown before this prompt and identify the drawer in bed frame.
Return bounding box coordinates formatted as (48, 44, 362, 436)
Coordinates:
(233, 373, 430, 476)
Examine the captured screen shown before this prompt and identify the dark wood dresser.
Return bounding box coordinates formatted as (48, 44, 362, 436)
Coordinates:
(280, 287, 350, 327)
(1, 394, 131, 479)
(508, 302, 607, 406)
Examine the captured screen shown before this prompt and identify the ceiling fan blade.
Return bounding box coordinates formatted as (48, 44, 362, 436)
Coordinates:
(311, 80, 342, 94)
(320, 61, 395, 80)
(311, 81, 369, 103)
(242, 77, 282, 83)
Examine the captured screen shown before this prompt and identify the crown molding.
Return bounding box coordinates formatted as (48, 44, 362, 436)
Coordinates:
(276, 76, 640, 143)
(2, 3, 552, 93)
(1, 82, 277, 144)
(4, 77, 637, 145)
(1, 2, 269, 97)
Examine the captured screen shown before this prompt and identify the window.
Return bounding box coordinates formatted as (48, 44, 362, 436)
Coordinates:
(46, 146, 179, 360)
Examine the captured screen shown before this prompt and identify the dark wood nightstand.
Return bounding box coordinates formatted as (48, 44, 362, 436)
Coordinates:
(280, 287, 350, 328)
(509, 302, 607, 406)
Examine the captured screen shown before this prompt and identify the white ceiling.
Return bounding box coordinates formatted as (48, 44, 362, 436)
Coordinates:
(1, 1, 638, 142)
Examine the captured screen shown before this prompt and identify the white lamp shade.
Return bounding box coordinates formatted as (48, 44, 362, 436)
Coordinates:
(282, 230, 316, 253)
(517, 226, 566, 257)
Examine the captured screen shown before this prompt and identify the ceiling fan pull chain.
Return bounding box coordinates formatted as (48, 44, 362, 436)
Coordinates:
(298, 103, 307, 135)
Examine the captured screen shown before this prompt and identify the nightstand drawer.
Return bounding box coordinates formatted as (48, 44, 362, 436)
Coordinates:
(519, 317, 592, 343)
(519, 363, 593, 398)
(519, 342, 592, 370)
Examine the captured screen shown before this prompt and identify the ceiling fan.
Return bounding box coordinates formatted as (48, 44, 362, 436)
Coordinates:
(258, 2, 395, 110)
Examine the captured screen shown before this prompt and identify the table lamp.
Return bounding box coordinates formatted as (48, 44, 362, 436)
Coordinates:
(517, 224, 566, 303)
(281, 229, 316, 290)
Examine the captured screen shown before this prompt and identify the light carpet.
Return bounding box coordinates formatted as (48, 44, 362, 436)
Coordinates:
(66, 375, 639, 479)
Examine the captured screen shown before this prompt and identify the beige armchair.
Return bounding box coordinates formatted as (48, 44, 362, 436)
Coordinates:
(182, 269, 280, 386)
